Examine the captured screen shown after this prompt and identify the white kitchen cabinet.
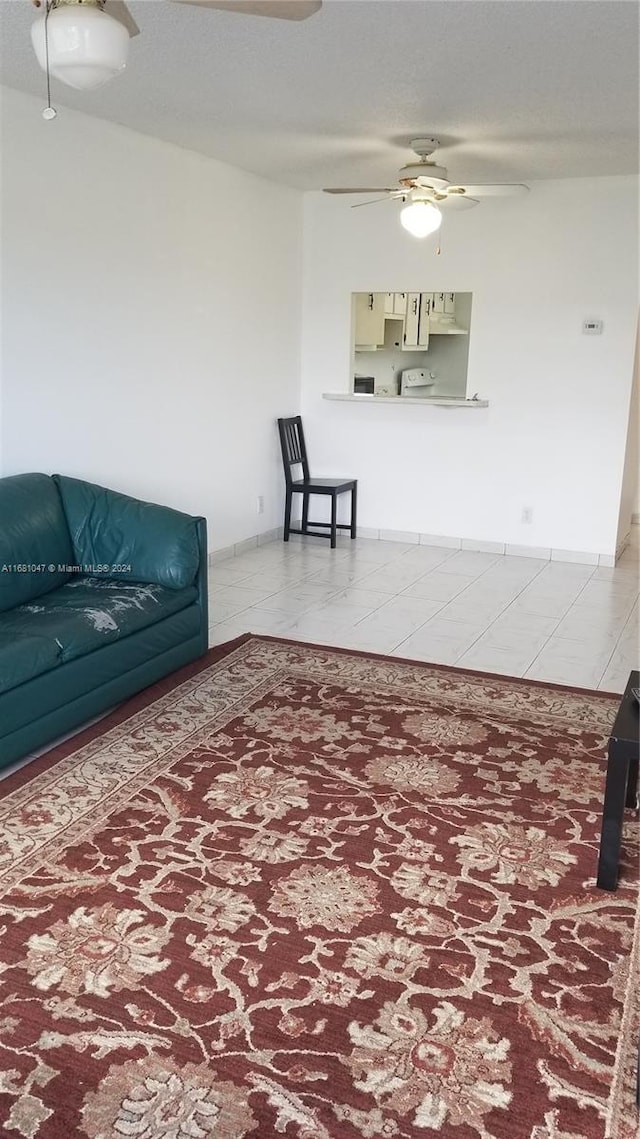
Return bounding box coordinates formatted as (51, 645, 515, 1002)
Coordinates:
(418, 293, 432, 347)
(432, 291, 456, 316)
(403, 292, 421, 348)
(393, 291, 407, 316)
(384, 292, 408, 317)
(355, 292, 385, 347)
(403, 292, 431, 349)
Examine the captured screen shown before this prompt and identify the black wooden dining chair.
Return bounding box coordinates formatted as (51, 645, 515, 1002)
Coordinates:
(277, 416, 357, 549)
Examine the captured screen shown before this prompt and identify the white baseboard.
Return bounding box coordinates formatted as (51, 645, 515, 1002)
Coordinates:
(208, 526, 282, 566)
(208, 525, 624, 568)
(615, 531, 631, 562)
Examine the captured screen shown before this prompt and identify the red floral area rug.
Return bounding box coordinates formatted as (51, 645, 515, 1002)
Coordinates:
(0, 635, 638, 1139)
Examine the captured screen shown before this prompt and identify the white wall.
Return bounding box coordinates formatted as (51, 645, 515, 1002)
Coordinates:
(301, 177, 638, 558)
(0, 87, 303, 551)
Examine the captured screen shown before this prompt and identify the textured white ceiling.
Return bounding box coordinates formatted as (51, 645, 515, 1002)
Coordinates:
(1, 0, 638, 190)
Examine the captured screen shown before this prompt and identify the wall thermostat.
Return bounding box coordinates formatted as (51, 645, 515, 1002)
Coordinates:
(583, 319, 603, 335)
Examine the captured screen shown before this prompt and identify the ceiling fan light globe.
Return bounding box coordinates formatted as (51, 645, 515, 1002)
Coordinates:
(31, 6, 129, 91)
(400, 201, 442, 238)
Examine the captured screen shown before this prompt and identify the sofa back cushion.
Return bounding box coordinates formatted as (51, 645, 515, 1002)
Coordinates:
(53, 476, 200, 591)
(0, 473, 74, 612)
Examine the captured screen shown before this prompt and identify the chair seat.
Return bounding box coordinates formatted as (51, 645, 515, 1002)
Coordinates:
(291, 477, 356, 493)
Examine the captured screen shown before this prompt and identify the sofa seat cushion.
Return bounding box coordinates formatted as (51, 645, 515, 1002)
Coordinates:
(0, 576, 197, 693)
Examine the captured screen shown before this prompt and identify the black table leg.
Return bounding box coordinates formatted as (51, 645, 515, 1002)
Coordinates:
(597, 741, 631, 891)
(626, 751, 639, 808)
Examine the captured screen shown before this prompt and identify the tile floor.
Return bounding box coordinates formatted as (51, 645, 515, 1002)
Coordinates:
(209, 527, 640, 693)
(2, 528, 638, 783)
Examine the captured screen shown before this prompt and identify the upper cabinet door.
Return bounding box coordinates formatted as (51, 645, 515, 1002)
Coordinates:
(404, 292, 421, 347)
(384, 292, 408, 318)
(355, 292, 386, 347)
(418, 293, 431, 347)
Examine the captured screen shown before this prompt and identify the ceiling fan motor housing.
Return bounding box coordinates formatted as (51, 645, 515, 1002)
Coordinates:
(398, 163, 449, 190)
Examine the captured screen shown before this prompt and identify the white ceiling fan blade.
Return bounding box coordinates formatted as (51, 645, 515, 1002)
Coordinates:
(439, 195, 479, 211)
(351, 196, 393, 209)
(171, 0, 322, 20)
(323, 188, 396, 195)
(448, 184, 529, 198)
(104, 0, 140, 36)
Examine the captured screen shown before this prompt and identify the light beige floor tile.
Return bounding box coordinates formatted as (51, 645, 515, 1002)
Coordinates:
(374, 595, 444, 621)
(525, 656, 607, 690)
(475, 625, 551, 654)
(213, 582, 283, 606)
(328, 587, 394, 610)
(353, 609, 430, 639)
(554, 607, 629, 641)
(211, 598, 255, 622)
(402, 572, 477, 603)
(418, 615, 486, 643)
(457, 642, 539, 676)
(360, 564, 427, 591)
(578, 579, 639, 603)
(598, 656, 637, 693)
(288, 608, 365, 635)
(508, 594, 575, 620)
(397, 620, 485, 660)
(391, 637, 465, 665)
(490, 610, 560, 637)
(330, 628, 403, 654)
(208, 564, 257, 586)
(437, 598, 507, 625)
(254, 594, 322, 616)
(395, 546, 456, 570)
(487, 558, 548, 578)
(437, 551, 501, 575)
(303, 567, 375, 588)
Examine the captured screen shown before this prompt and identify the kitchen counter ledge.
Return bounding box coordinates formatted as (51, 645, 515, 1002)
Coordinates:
(322, 393, 489, 408)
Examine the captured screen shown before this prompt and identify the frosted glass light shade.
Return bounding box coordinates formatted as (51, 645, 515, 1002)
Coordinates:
(400, 200, 442, 238)
(31, 5, 129, 91)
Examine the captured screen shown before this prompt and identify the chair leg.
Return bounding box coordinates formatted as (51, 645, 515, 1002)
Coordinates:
(284, 487, 292, 542)
(330, 494, 337, 549)
(350, 484, 357, 540)
(302, 491, 310, 534)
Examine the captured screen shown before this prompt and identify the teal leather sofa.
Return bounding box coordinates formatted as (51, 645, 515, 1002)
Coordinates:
(0, 473, 208, 769)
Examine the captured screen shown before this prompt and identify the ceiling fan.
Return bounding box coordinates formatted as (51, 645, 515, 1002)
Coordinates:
(324, 138, 529, 237)
(30, 0, 322, 96)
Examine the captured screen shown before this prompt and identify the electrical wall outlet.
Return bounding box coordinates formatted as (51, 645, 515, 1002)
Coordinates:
(256, 495, 265, 515)
(521, 506, 533, 524)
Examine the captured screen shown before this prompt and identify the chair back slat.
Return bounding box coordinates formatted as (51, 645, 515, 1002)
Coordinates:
(278, 416, 310, 482)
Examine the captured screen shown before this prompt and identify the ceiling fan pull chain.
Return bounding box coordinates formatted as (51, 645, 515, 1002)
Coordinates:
(42, 2, 57, 120)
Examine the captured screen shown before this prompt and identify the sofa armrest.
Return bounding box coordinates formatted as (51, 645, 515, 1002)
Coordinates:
(53, 476, 203, 592)
(194, 516, 208, 639)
